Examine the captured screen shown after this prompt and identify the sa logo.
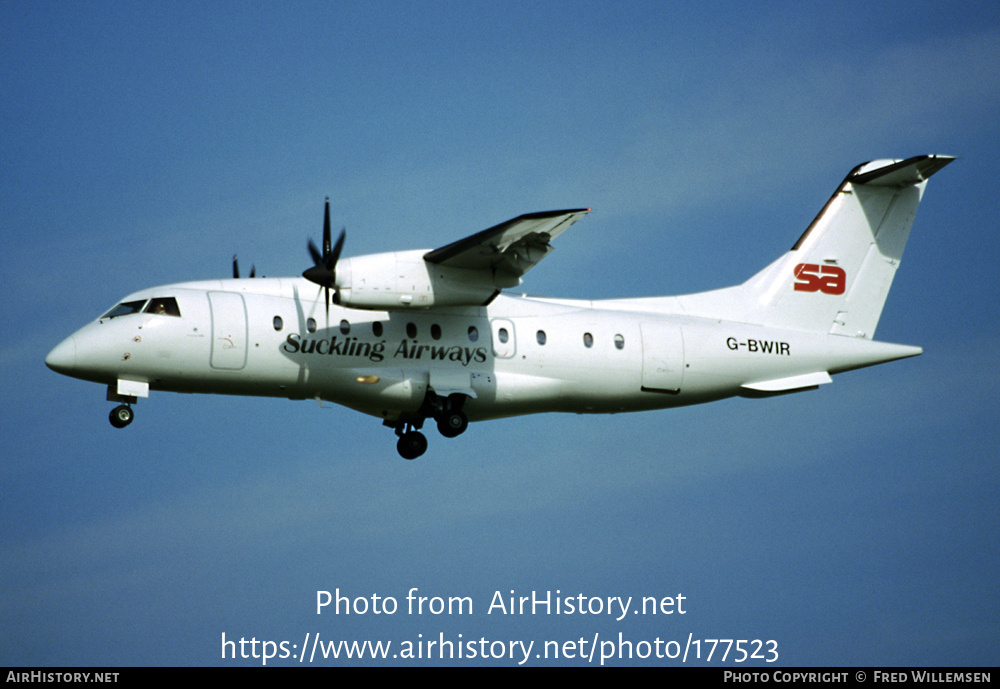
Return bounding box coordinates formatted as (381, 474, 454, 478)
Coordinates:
(794, 263, 846, 295)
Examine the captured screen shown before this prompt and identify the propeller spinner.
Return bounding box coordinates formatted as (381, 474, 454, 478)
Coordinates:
(303, 198, 346, 317)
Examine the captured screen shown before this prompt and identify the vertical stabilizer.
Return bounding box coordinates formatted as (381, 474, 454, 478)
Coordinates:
(742, 155, 953, 338)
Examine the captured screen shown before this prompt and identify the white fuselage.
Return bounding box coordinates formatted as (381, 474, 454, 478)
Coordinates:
(44, 156, 951, 457)
(47, 276, 919, 424)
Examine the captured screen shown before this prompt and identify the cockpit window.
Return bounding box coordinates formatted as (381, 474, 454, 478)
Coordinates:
(143, 297, 181, 317)
(102, 300, 147, 319)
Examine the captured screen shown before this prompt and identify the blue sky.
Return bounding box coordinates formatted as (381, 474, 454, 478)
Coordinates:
(3, 1, 998, 666)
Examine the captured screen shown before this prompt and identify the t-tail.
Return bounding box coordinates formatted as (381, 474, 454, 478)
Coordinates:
(736, 154, 954, 338)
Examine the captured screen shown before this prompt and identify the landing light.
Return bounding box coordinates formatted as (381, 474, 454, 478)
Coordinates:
(356, 375, 380, 384)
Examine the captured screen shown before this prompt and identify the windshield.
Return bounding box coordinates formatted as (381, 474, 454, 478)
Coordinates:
(102, 299, 147, 319)
(143, 297, 181, 317)
(101, 297, 181, 320)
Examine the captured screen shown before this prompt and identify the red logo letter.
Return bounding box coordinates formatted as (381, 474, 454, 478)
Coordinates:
(794, 264, 846, 295)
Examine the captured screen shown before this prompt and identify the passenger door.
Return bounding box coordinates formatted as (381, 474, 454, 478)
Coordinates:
(639, 322, 684, 393)
(208, 292, 248, 370)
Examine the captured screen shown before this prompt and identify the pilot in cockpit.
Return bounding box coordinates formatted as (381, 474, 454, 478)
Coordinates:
(145, 297, 180, 317)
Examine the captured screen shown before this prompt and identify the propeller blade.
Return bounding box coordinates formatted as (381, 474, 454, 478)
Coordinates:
(322, 197, 331, 262)
(329, 228, 345, 270)
(304, 203, 346, 285)
(307, 238, 323, 266)
(303, 199, 347, 320)
(233, 256, 256, 279)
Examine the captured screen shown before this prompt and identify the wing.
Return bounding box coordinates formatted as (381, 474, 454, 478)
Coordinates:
(423, 208, 590, 278)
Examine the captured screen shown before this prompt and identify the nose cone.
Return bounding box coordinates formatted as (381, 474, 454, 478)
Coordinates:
(46, 335, 77, 375)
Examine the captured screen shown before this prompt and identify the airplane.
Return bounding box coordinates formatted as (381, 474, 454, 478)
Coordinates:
(46, 154, 953, 459)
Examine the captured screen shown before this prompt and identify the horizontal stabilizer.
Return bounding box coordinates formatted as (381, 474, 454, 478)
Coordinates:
(741, 371, 832, 394)
(850, 155, 955, 187)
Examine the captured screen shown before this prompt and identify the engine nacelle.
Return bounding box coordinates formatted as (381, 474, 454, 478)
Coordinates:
(334, 250, 517, 310)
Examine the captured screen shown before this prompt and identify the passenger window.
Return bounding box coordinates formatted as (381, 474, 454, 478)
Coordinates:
(144, 297, 181, 317)
(273, 316, 284, 331)
(614, 334, 625, 350)
(468, 326, 479, 342)
(431, 324, 442, 340)
(102, 300, 147, 319)
(498, 328, 509, 344)
(340, 319, 351, 335)
(372, 321, 383, 337)
(536, 330, 546, 345)
(406, 323, 417, 338)
(583, 332, 593, 348)
(307, 318, 317, 333)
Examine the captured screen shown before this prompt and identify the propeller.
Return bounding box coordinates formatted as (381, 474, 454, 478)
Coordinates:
(232, 256, 255, 279)
(303, 197, 346, 318)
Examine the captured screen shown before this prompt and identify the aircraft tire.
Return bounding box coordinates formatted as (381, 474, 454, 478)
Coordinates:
(437, 411, 468, 438)
(109, 405, 134, 429)
(397, 431, 428, 460)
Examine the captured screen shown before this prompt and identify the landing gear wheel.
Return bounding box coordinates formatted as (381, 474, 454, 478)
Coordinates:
(109, 405, 134, 429)
(396, 431, 428, 460)
(437, 411, 468, 438)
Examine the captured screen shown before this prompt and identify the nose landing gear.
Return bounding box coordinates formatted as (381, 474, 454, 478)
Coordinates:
(395, 425, 428, 460)
(109, 404, 134, 428)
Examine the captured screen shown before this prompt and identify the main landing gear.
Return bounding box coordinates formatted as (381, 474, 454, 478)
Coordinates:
(436, 409, 469, 438)
(387, 392, 469, 459)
